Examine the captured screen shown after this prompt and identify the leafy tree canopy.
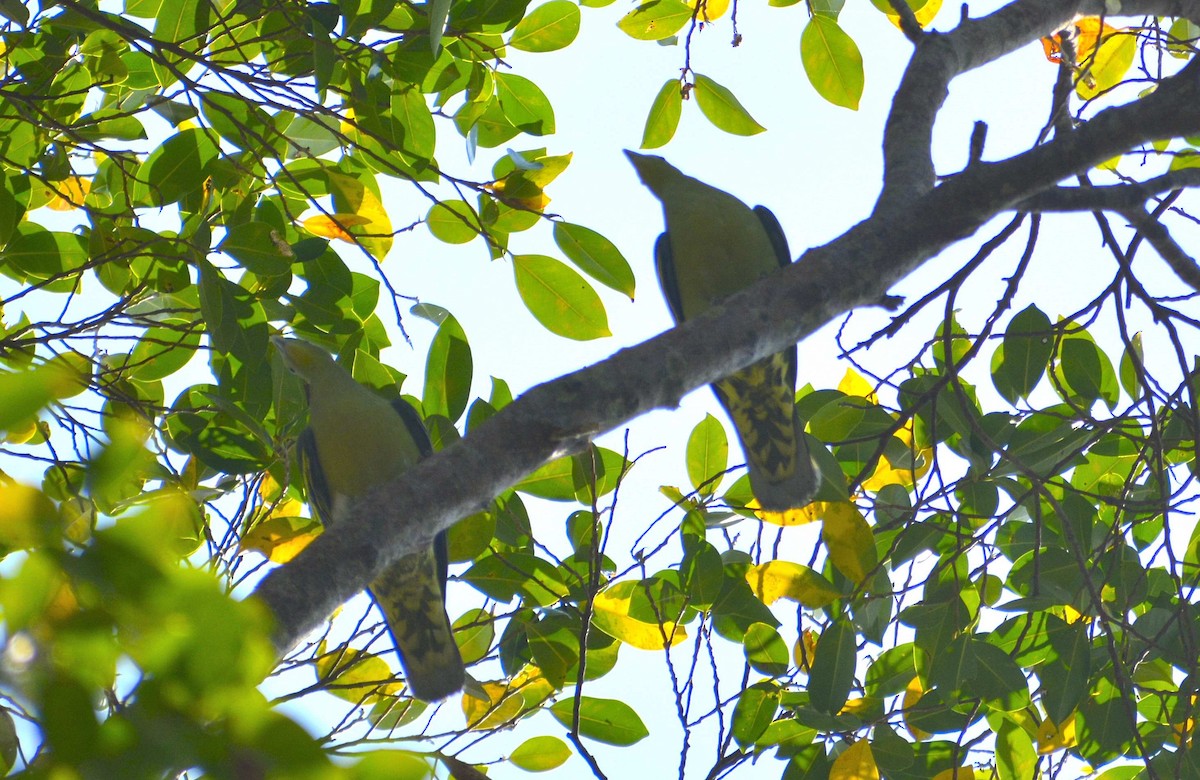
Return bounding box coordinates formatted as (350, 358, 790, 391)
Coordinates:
(1, 0, 1200, 778)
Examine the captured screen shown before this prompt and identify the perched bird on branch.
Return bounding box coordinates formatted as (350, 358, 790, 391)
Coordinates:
(626, 151, 820, 513)
(273, 336, 464, 701)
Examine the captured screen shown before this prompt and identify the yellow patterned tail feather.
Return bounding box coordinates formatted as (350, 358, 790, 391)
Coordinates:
(713, 352, 819, 512)
(370, 548, 465, 701)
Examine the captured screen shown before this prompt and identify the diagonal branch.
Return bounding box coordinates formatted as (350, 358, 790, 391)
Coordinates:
(254, 0, 1200, 655)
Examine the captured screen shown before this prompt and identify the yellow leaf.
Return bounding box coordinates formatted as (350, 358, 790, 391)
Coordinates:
(591, 580, 687, 650)
(838, 368, 876, 403)
(242, 510, 322, 563)
(830, 739, 878, 780)
(4, 417, 39, 444)
(931, 768, 975, 780)
(316, 647, 402, 702)
(462, 665, 553, 729)
(793, 629, 817, 673)
(1073, 17, 1120, 65)
(882, 0, 941, 30)
(687, 0, 729, 21)
(1037, 713, 1077, 754)
(746, 560, 841, 608)
(46, 177, 90, 211)
(0, 483, 56, 549)
(326, 170, 394, 260)
(820, 502, 877, 585)
(755, 499, 822, 526)
(302, 213, 372, 242)
(838, 696, 879, 717)
(1077, 26, 1136, 99)
(903, 676, 931, 741)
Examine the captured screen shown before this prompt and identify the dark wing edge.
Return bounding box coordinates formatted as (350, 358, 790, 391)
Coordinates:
(388, 397, 448, 586)
(753, 205, 791, 269)
(753, 205, 798, 389)
(298, 427, 333, 528)
(654, 231, 685, 324)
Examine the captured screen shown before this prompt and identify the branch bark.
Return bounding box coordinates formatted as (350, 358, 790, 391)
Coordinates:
(255, 0, 1200, 654)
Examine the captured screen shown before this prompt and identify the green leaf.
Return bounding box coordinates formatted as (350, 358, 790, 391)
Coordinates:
(616, 0, 691, 41)
(693, 74, 766, 136)
(800, 15, 864, 110)
(743, 622, 789, 676)
(552, 222, 636, 297)
(0, 364, 85, 433)
(864, 643, 926, 698)
(686, 413, 728, 496)
(993, 714, 1037, 780)
(424, 314, 473, 423)
(496, 73, 555, 136)
(731, 682, 780, 748)
(427, 200, 482, 244)
(393, 87, 437, 162)
(463, 552, 569, 606)
(1052, 323, 1119, 411)
(202, 91, 277, 154)
(0, 707, 16, 773)
(220, 222, 292, 276)
(1042, 622, 1092, 724)
(3, 224, 88, 287)
(122, 326, 203, 382)
(510, 735, 571, 771)
(510, 0, 580, 52)
(513, 254, 610, 340)
(429, 0, 452, 53)
(641, 80, 682, 149)
(549, 697, 649, 746)
(1118, 331, 1143, 398)
(991, 304, 1053, 405)
(808, 619, 856, 714)
(137, 128, 220, 206)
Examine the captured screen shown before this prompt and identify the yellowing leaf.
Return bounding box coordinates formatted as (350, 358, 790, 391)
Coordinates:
(591, 580, 687, 650)
(316, 647, 402, 702)
(463, 665, 554, 729)
(1077, 26, 1136, 99)
(903, 676, 931, 741)
(755, 498, 821, 526)
(302, 213, 372, 242)
(793, 629, 817, 673)
(830, 739, 878, 780)
(241, 511, 322, 563)
(46, 177, 91, 211)
(838, 696, 878, 716)
(1037, 713, 1077, 754)
(819, 502, 877, 585)
(687, 0, 728, 21)
(745, 560, 841, 608)
(1041, 18, 1136, 98)
(0, 483, 57, 549)
(837, 368, 876, 402)
(464, 679, 526, 729)
(931, 768, 976, 780)
(861, 425, 931, 491)
(874, 0, 941, 30)
(326, 171, 394, 260)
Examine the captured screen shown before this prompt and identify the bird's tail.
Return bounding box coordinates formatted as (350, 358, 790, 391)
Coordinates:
(713, 352, 820, 513)
(370, 549, 465, 701)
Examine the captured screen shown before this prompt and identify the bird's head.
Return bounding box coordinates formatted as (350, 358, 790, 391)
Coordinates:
(273, 336, 337, 385)
(625, 150, 683, 197)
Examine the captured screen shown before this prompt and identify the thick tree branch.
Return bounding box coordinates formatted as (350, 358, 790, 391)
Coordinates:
(1018, 169, 1200, 212)
(878, 0, 1200, 212)
(255, 0, 1200, 654)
